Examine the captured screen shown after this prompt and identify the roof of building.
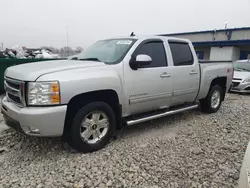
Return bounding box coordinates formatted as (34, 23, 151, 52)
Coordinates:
(162, 27, 250, 36)
(193, 39, 250, 47)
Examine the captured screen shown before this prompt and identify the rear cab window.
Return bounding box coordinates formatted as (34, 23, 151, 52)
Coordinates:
(169, 41, 194, 66)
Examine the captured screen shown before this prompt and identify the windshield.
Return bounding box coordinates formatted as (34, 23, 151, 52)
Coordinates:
(76, 38, 136, 64)
(234, 62, 250, 72)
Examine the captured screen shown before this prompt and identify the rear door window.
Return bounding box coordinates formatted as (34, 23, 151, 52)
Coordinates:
(169, 42, 194, 66)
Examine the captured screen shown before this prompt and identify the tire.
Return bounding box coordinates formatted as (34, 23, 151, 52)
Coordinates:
(68, 102, 116, 153)
(200, 85, 223, 113)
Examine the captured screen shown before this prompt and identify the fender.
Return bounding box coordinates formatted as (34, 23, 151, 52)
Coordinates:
(36, 65, 124, 106)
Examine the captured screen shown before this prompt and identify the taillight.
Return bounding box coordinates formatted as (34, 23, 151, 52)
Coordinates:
(226, 68, 234, 78)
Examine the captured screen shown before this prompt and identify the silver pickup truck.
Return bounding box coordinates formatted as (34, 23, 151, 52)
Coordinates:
(1, 36, 233, 152)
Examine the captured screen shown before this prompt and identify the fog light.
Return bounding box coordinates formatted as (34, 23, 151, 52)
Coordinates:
(28, 127, 40, 134)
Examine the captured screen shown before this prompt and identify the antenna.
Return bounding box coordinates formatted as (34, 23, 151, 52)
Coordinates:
(130, 32, 135, 37)
(213, 28, 217, 41)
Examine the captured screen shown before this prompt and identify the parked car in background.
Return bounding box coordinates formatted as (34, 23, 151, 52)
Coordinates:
(231, 60, 250, 93)
(1, 35, 233, 152)
(239, 141, 250, 188)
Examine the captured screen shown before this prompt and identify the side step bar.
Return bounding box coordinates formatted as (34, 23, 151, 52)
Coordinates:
(126, 104, 199, 126)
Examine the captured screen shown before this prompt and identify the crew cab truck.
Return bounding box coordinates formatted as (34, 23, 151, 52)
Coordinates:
(1, 36, 233, 152)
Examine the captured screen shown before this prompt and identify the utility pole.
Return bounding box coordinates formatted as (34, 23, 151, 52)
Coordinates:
(224, 21, 229, 40)
(66, 26, 69, 57)
(224, 21, 228, 29)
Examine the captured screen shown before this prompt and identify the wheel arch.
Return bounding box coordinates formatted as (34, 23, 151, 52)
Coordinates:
(209, 76, 227, 101)
(63, 89, 122, 137)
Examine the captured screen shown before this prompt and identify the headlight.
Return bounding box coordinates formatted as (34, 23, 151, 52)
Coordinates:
(27, 81, 60, 105)
(243, 77, 250, 83)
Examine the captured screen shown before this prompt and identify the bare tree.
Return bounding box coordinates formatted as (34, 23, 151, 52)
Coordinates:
(40, 46, 83, 57)
(60, 47, 74, 57)
(75, 46, 83, 53)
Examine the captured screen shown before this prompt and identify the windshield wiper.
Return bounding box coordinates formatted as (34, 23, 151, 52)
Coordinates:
(79, 58, 101, 62)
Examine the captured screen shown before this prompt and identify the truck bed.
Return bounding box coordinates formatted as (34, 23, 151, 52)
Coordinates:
(197, 60, 233, 100)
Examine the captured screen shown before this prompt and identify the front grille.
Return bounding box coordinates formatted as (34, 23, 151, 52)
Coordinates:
(8, 93, 21, 104)
(232, 82, 240, 87)
(6, 79, 20, 90)
(4, 77, 25, 107)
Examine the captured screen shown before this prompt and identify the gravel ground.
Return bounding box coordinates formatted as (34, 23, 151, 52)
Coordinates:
(0, 94, 250, 188)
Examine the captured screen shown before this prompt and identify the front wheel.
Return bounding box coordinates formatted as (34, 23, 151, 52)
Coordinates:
(200, 85, 223, 113)
(68, 102, 116, 153)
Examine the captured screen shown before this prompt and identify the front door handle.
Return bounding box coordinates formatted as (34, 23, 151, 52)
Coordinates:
(160, 72, 171, 78)
(190, 70, 198, 75)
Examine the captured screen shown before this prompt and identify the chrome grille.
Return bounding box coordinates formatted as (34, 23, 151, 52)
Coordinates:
(4, 77, 25, 107)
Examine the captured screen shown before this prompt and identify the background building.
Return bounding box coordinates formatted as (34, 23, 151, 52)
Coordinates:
(162, 27, 250, 61)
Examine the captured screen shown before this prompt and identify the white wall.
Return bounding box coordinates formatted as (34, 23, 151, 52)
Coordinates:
(174, 33, 213, 42)
(231, 30, 250, 40)
(209, 47, 240, 61)
(232, 47, 240, 62)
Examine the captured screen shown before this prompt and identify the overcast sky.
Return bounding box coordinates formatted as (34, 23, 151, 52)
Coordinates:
(1, 0, 250, 49)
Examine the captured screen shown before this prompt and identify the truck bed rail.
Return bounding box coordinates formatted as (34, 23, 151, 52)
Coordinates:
(199, 60, 232, 64)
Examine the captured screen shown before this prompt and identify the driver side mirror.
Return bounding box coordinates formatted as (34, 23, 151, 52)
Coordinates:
(129, 54, 152, 70)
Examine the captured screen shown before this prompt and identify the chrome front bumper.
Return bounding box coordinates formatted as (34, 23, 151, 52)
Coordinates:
(1, 97, 67, 137)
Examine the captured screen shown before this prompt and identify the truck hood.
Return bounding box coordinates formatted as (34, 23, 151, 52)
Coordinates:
(233, 71, 250, 81)
(5, 60, 106, 81)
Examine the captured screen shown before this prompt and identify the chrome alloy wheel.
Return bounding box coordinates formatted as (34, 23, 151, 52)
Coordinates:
(80, 111, 109, 144)
(211, 90, 221, 109)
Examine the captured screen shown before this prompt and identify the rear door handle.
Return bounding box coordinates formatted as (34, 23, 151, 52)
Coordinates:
(160, 72, 171, 78)
(190, 70, 198, 75)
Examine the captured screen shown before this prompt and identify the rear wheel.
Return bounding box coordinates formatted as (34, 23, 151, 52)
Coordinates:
(68, 102, 116, 152)
(200, 85, 223, 113)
